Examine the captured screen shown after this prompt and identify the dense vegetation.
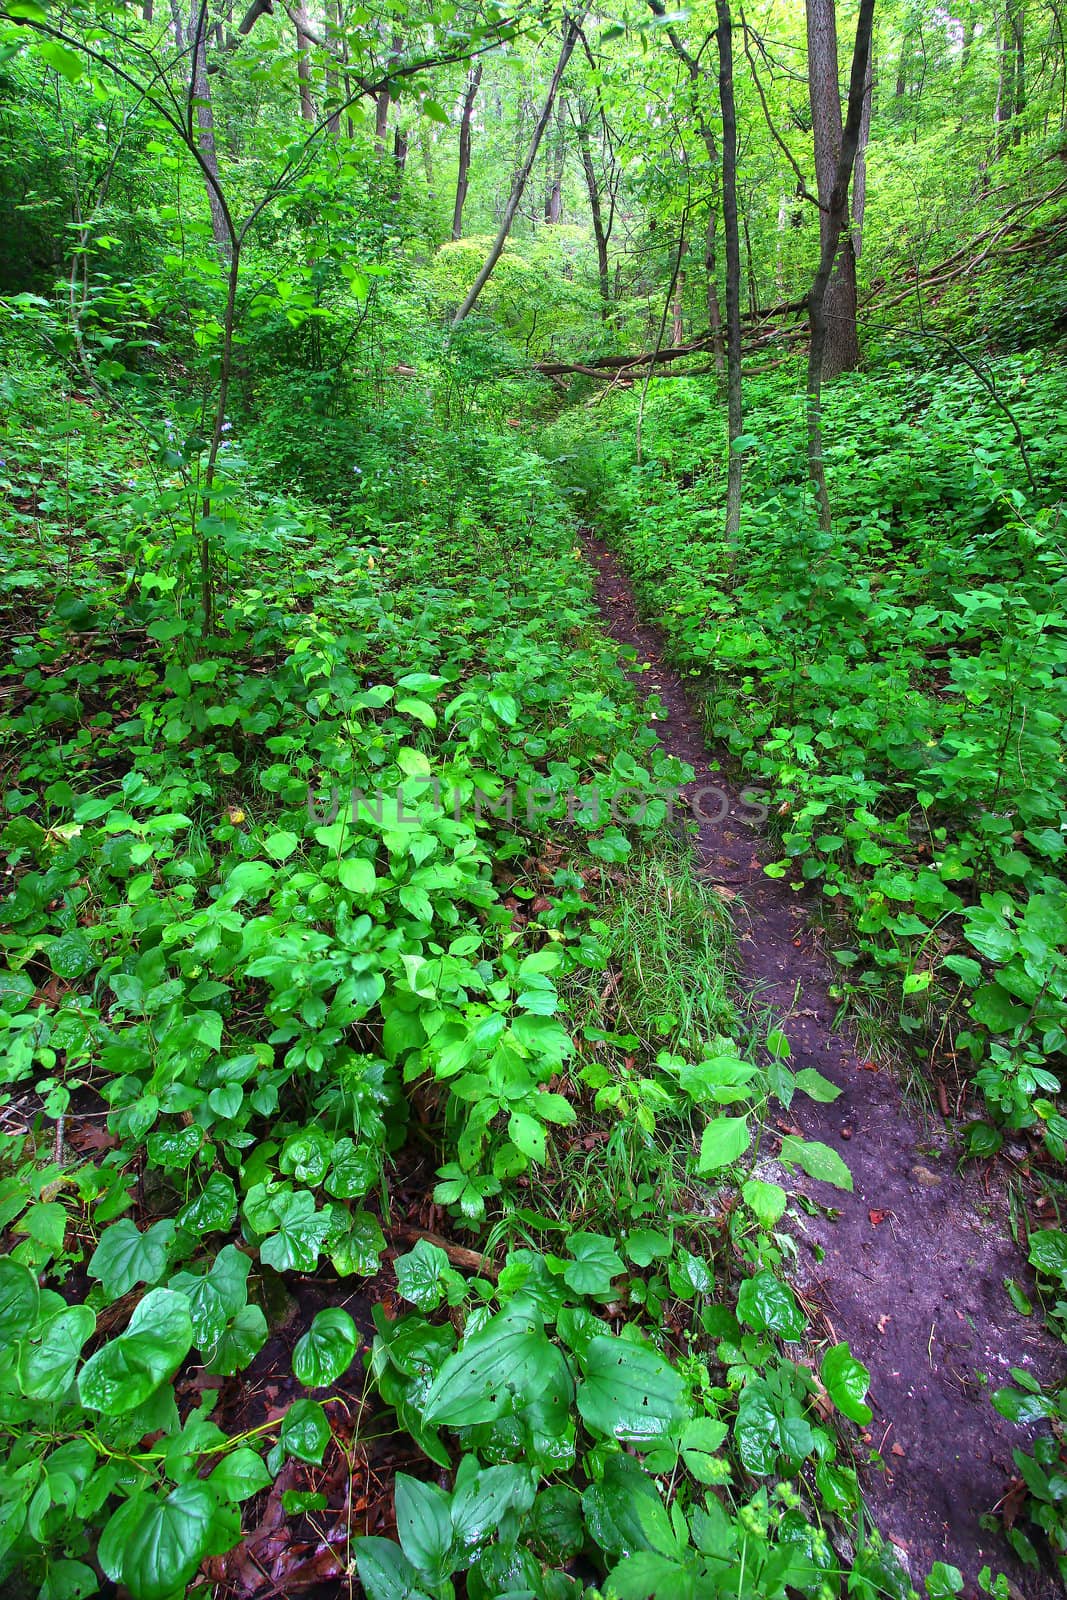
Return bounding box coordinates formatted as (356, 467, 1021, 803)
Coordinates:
(0, 0, 1065, 1595)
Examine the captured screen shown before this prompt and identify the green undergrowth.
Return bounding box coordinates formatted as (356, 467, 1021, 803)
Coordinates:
(0, 355, 937, 1599)
(543, 345, 1067, 1582)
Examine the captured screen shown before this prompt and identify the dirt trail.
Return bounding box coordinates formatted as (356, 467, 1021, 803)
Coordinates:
(583, 531, 1061, 1596)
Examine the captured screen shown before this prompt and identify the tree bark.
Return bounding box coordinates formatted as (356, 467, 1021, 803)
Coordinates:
(806, 0, 861, 379)
(704, 202, 726, 373)
(183, 0, 231, 259)
(852, 39, 874, 256)
(806, 0, 875, 530)
(544, 97, 566, 221)
(576, 108, 612, 316)
(374, 88, 389, 154)
(451, 61, 482, 239)
(716, 0, 743, 546)
(293, 1, 314, 122)
(325, 0, 340, 135)
(451, 20, 578, 328)
(1010, 0, 1026, 140)
(671, 259, 686, 344)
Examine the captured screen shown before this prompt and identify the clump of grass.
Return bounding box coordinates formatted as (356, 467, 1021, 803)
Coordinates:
(580, 843, 738, 1056)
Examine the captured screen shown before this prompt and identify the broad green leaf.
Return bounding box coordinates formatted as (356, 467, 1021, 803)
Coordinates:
(737, 1270, 806, 1341)
(697, 1115, 750, 1172)
(577, 1335, 687, 1442)
(508, 1110, 546, 1165)
(422, 1300, 554, 1427)
(120, 1482, 216, 1600)
(78, 1289, 193, 1415)
(741, 1179, 787, 1227)
(339, 856, 377, 895)
(19, 1304, 95, 1400)
(355, 1537, 430, 1600)
(778, 1135, 853, 1192)
(562, 1233, 624, 1299)
(293, 1307, 358, 1388)
(204, 1305, 268, 1376)
(0, 1257, 39, 1339)
(395, 1237, 451, 1310)
(794, 1067, 841, 1103)
(89, 1218, 175, 1299)
(38, 1559, 97, 1600)
(394, 1474, 453, 1586)
(264, 829, 299, 861)
(821, 1342, 872, 1424)
(278, 1398, 331, 1463)
(209, 1447, 272, 1503)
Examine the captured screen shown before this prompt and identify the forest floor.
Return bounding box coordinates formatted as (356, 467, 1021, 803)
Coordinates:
(582, 530, 1062, 1597)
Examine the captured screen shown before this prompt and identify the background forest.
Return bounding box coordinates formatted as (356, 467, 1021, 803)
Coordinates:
(1, 0, 1066, 1596)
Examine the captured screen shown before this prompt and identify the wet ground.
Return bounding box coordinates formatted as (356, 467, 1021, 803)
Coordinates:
(583, 529, 1062, 1596)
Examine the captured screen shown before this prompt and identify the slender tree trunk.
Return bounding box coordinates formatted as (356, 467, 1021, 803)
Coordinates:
(576, 110, 611, 317)
(375, 89, 389, 155)
(451, 20, 578, 328)
(775, 192, 788, 292)
(716, 0, 743, 546)
(852, 40, 874, 256)
(961, 4, 976, 68)
(995, 8, 1014, 145)
(704, 202, 726, 374)
(671, 257, 686, 343)
(184, 0, 231, 260)
(419, 123, 435, 195)
(806, 0, 861, 379)
(143, 0, 154, 20)
(293, 1, 315, 123)
(1011, 0, 1026, 140)
(544, 98, 566, 221)
(806, 0, 875, 531)
(451, 61, 482, 240)
(394, 125, 408, 171)
(895, 28, 911, 95)
(326, 0, 341, 136)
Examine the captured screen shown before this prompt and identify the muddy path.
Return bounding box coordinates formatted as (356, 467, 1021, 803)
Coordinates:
(582, 530, 1061, 1596)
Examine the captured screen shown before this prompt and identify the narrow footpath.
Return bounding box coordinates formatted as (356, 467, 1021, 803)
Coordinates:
(583, 530, 1061, 1597)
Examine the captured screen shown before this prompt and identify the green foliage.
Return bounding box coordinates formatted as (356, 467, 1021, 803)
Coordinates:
(546, 351, 1067, 1150)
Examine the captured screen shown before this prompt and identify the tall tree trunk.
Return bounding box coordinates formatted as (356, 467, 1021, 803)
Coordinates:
(451, 61, 482, 239)
(895, 28, 911, 95)
(418, 123, 435, 196)
(852, 40, 874, 256)
(961, 4, 976, 68)
(1010, 0, 1026, 139)
(325, 0, 340, 136)
(576, 110, 611, 317)
(293, 1, 314, 123)
(184, 0, 231, 260)
(704, 202, 726, 375)
(375, 89, 389, 155)
(671, 255, 686, 344)
(806, 0, 875, 531)
(806, 0, 861, 379)
(716, 0, 743, 546)
(393, 125, 408, 172)
(995, 8, 1014, 145)
(775, 192, 789, 292)
(544, 98, 566, 221)
(451, 20, 578, 328)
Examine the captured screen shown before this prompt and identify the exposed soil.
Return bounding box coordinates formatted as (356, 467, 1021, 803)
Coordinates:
(582, 529, 1063, 1597)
